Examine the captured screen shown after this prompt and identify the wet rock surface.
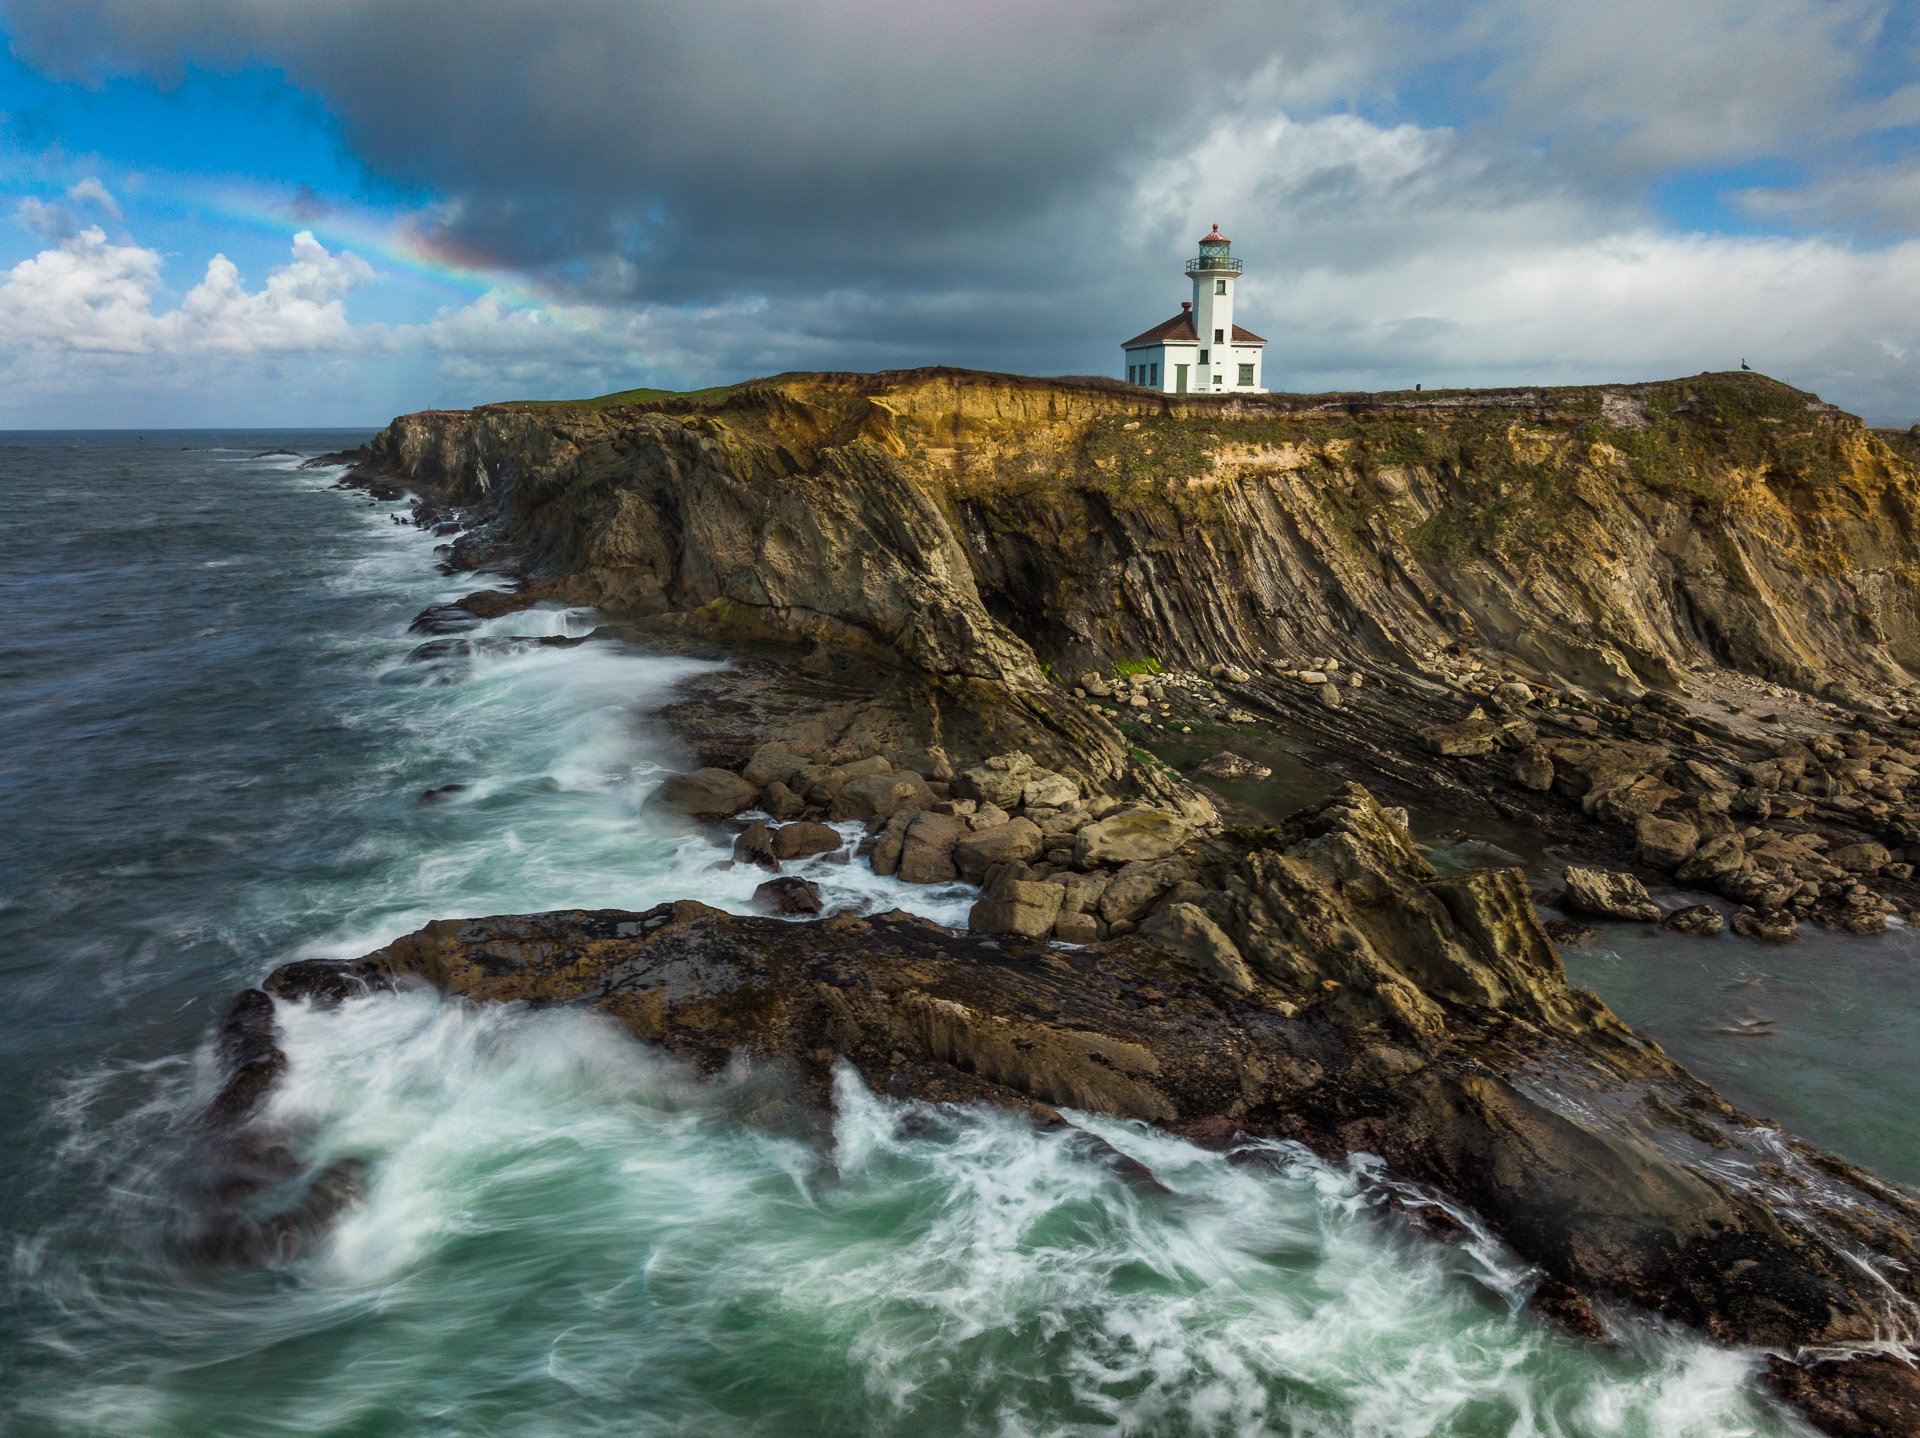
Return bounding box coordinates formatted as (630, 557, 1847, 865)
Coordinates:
(260, 785, 1920, 1434)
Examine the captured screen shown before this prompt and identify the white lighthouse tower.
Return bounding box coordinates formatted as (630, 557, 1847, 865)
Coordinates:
(1120, 224, 1267, 394)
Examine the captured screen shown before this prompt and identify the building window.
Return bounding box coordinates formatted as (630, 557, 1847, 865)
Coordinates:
(1215, 279, 1226, 294)
(1214, 328, 1224, 343)
(1129, 364, 1138, 384)
(1199, 348, 1209, 364)
(1213, 375, 1223, 386)
(1150, 363, 1159, 385)
(1238, 363, 1255, 385)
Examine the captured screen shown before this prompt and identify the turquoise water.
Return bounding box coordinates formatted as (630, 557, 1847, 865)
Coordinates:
(0, 436, 1816, 1434)
(1143, 732, 1920, 1190)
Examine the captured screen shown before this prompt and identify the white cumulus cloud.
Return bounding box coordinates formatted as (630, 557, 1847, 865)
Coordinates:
(0, 226, 376, 357)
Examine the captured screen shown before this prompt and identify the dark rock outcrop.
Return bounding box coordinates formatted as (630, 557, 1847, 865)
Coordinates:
(265, 785, 1920, 1434)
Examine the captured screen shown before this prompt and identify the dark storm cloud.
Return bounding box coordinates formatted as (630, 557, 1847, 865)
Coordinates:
(5, 0, 1424, 300)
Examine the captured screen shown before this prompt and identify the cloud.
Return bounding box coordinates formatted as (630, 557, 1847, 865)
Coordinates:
(0, 225, 162, 351)
(1741, 156, 1920, 236)
(2, 0, 1433, 297)
(1121, 106, 1920, 417)
(3, 3, 1920, 424)
(65, 176, 121, 219)
(1463, 0, 1912, 172)
(12, 175, 125, 241)
(0, 225, 374, 356)
(1277, 231, 1920, 394)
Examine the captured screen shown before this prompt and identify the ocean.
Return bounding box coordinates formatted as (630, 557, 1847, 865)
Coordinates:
(0, 432, 1863, 1434)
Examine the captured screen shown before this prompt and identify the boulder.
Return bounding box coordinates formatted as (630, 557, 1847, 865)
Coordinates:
(654, 768, 759, 821)
(733, 820, 777, 869)
(1314, 682, 1344, 710)
(1543, 918, 1596, 946)
(796, 765, 848, 808)
(1512, 748, 1555, 791)
(742, 745, 808, 790)
(1678, 833, 1747, 883)
(1421, 716, 1507, 757)
(840, 755, 893, 780)
(1021, 770, 1080, 808)
(1543, 739, 1670, 813)
(898, 811, 969, 885)
(761, 780, 805, 821)
(1098, 858, 1189, 927)
(1194, 750, 1272, 781)
(1732, 907, 1797, 943)
(1138, 903, 1255, 991)
(967, 866, 1065, 939)
(953, 757, 1032, 808)
(1073, 809, 1192, 867)
(953, 818, 1044, 883)
(1592, 774, 1683, 823)
(1562, 866, 1662, 923)
(1052, 911, 1102, 944)
(1492, 680, 1536, 711)
(867, 810, 912, 878)
(752, 877, 822, 915)
(1058, 870, 1111, 917)
(832, 770, 933, 823)
(1830, 841, 1892, 874)
(1635, 815, 1700, 870)
(1662, 904, 1725, 937)
(770, 821, 844, 862)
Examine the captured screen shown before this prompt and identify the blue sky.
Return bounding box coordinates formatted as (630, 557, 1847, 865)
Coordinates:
(3, 0, 1919, 427)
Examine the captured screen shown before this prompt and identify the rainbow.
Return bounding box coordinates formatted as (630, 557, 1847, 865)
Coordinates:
(188, 180, 546, 306)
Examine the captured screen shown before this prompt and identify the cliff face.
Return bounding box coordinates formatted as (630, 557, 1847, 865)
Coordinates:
(368, 368, 1920, 703)
(338, 372, 1920, 1432)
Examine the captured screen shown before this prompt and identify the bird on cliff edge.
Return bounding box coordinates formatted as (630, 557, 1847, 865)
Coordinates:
(1741, 358, 1752, 370)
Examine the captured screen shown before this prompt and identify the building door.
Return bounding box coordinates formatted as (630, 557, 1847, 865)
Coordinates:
(1175, 364, 1188, 394)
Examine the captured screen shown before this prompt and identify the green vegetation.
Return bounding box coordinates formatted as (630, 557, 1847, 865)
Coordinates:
(1113, 656, 1165, 676)
(1409, 457, 1585, 565)
(504, 377, 781, 411)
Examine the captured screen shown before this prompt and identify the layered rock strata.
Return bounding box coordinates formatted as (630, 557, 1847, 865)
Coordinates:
(251, 786, 1920, 1435)
(350, 368, 1920, 936)
(314, 368, 1920, 1431)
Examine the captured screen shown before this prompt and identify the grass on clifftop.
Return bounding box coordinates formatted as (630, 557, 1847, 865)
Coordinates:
(506, 380, 760, 411)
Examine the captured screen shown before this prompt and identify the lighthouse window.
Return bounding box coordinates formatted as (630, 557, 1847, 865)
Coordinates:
(1214, 328, 1224, 343)
(1199, 348, 1209, 364)
(1239, 364, 1255, 385)
(1215, 279, 1226, 294)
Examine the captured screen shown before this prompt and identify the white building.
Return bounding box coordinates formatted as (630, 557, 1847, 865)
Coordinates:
(1121, 224, 1266, 394)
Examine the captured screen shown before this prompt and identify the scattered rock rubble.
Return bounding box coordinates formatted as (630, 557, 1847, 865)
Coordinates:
(654, 742, 1221, 947)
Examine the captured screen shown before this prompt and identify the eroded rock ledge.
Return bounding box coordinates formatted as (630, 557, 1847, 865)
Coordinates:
(345, 367, 1920, 941)
(228, 786, 1920, 1437)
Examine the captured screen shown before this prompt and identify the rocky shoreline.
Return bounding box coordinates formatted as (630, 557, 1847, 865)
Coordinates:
(201, 370, 1920, 1433)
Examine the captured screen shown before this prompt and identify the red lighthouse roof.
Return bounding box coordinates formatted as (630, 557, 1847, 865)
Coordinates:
(1199, 223, 1229, 244)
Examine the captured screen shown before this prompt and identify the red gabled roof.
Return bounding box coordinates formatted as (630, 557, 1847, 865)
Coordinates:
(1122, 311, 1199, 348)
(1123, 314, 1267, 349)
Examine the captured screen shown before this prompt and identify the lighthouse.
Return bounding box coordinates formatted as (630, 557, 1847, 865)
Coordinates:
(1120, 224, 1267, 394)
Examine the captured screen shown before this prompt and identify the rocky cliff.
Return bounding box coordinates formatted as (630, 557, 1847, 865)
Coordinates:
(358, 368, 1920, 934)
(368, 367, 1920, 698)
(330, 368, 1920, 1432)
